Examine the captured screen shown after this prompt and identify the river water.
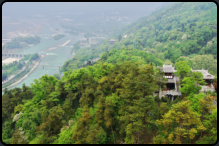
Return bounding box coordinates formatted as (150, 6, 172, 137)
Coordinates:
(2, 24, 83, 94)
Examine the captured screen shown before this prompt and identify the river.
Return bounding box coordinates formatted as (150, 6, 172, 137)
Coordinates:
(2, 23, 83, 94)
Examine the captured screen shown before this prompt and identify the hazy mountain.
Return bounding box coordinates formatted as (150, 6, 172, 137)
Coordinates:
(2, 2, 172, 22)
(61, 2, 217, 74)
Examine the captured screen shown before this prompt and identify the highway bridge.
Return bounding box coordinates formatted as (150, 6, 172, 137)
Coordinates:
(2, 53, 29, 58)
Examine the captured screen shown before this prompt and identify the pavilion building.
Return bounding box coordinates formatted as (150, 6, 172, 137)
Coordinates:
(158, 64, 182, 101)
(191, 68, 215, 93)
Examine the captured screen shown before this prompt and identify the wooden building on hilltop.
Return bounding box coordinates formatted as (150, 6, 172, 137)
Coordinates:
(191, 68, 215, 93)
(110, 39, 116, 45)
(158, 64, 182, 101)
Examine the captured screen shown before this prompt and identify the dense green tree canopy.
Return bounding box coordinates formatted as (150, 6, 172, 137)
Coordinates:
(175, 61, 191, 80)
(53, 34, 65, 40)
(2, 59, 217, 144)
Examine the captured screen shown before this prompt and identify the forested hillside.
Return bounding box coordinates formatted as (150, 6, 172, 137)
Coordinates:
(2, 2, 217, 144)
(115, 2, 217, 73)
(99, 47, 163, 66)
(62, 2, 217, 74)
(2, 60, 217, 144)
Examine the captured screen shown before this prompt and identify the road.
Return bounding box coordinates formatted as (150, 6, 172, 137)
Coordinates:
(2, 55, 45, 90)
(2, 66, 26, 84)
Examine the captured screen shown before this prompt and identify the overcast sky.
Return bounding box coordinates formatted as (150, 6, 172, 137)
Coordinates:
(2, 2, 172, 18)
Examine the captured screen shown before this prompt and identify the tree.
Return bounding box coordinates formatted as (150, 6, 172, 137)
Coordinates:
(125, 96, 156, 144)
(187, 60, 193, 68)
(29, 53, 39, 61)
(180, 77, 201, 96)
(104, 94, 118, 144)
(155, 100, 206, 144)
(196, 95, 216, 143)
(53, 34, 65, 40)
(30, 74, 58, 105)
(153, 134, 166, 144)
(12, 127, 28, 144)
(118, 34, 122, 42)
(196, 108, 217, 144)
(35, 105, 65, 143)
(191, 55, 217, 75)
(170, 48, 182, 63)
(157, 102, 170, 119)
(154, 66, 167, 94)
(87, 60, 92, 66)
(198, 95, 216, 120)
(197, 36, 205, 46)
(175, 61, 191, 80)
(186, 93, 205, 113)
(73, 41, 80, 51)
(164, 59, 172, 65)
(199, 25, 212, 42)
(190, 71, 206, 86)
(21, 118, 37, 141)
(53, 74, 61, 80)
(72, 105, 92, 144)
(86, 123, 107, 144)
(2, 121, 14, 144)
(79, 73, 97, 108)
(180, 71, 206, 96)
(95, 95, 105, 124)
(56, 128, 74, 144)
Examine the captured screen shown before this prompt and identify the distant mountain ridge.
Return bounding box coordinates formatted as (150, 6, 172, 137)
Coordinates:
(61, 2, 217, 75)
(115, 2, 217, 59)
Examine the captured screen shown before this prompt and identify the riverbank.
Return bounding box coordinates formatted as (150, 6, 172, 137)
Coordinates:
(2, 57, 21, 65)
(2, 66, 26, 84)
(2, 67, 30, 90)
(39, 39, 71, 53)
(2, 55, 45, 90)
(2, 29, 82, 93)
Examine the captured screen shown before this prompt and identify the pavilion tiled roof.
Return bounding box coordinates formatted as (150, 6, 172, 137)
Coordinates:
(110, 39, 116, 42)
(161, 64, 176, 73)
(191, 68, 214, 80)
